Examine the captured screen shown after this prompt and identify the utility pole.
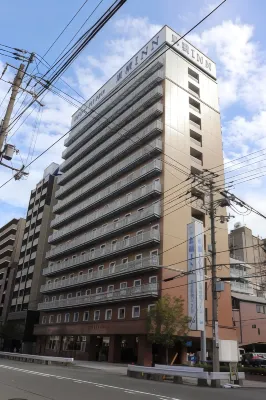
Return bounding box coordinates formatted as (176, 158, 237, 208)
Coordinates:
(209, 178, 220, 387)
(0, 63, 25, 154)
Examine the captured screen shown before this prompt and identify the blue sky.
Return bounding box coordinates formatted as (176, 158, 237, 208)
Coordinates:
(0, 0, 266, 236)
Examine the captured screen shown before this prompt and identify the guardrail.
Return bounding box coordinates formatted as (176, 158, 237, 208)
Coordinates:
(0, 352, 74, 366)
(127, 365, 245, 387)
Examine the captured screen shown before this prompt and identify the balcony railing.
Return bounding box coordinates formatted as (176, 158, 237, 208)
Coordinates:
(61, 104, 163, 174)
(51, 159, 162, 228)
(47, 204, 160, 259)
(40, 255, 159, 293)
(231, 281, 254, 295)
(56, 136, 162, 199)
(54, 140, 162, 210)
(43, 229, 160, 276)
(190, 155, 202, 166)
(0, 245, 13, 256)
(63, 85, 163, 160)
(189, 119, 201, 130)
(38, 283, 158, 310)
(65, 61, 163, 148)
(49, 181, 161, 243)
(59, 119, 163, 185)
(190, 137, 201, 147)
(0, 223, 17, 239)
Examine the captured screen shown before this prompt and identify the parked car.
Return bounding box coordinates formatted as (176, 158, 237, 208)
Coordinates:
(242, 353, 266, 367)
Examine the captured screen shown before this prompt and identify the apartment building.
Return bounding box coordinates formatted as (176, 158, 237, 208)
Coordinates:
(34, 26, 236, 364)
(6, 163, 58, 353)
(230, 258, 254, 296)
(229, 224, 266, 296)
(0, 218, 25, 325)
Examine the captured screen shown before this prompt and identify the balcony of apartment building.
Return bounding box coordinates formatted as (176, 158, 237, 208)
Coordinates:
(52, 159, 162, 223)
(47, 204, 161, 260)
(43, 228, 160, 276)
(61, 103, 163, 175)
(63, 83, 163, 160)
(0, 245, 13, 258)
(0, 235, 15, 251)
(231, 281, 254, 295)
(58, 119, 163, 187)
(64, 62, 163, 151)
(0, 223, 17, 240)
(54, 139, 162, 211)
(190, 147, 203, 169)
(40, 255, 159, 293)
(49, 180, 161, 244)
(38, 282, 158, 311)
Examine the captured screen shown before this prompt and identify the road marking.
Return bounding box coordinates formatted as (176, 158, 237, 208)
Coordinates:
(0, 364, 180, 400)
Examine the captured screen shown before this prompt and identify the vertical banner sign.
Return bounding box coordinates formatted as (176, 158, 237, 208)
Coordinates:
(187, 221, 205, 331)
(187, 223, 197, 330)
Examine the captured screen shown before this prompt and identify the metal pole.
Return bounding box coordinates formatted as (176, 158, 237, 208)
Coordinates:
(200, 330, 206, 362)
(0, 63, 25, 152)
(209, 180, 220, 387)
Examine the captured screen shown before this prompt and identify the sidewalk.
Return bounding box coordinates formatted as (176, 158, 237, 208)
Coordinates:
(73, 360, 128, 375)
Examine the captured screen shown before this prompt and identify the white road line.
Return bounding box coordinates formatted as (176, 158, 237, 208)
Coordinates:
(0, 364, 179, 400)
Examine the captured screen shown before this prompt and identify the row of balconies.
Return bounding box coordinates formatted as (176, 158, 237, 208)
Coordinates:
(0, 235, 15, 250)
(63, 84, 163, 160)
(54, 140, 162, 211)
(38, 283, 158, 311)
(43, 229, 160, 276)
(16, 265, 35, 279)
(47, 203, 160, 259)
(0, 224, 17, 240)
(49, 180, 161, 243)
(61, 103, 163, 174)
(65, 61, 163, 148)
(13, 279, 32, 292)
(40, 255, 159, 293)
(0, 245, 13, 256)
(12, 294, 30, 306)
(51, 159, 162, 228)
(58, 119, 162, 187)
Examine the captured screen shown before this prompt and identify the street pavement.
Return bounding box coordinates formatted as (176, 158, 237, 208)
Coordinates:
(0, 359, 265, 400)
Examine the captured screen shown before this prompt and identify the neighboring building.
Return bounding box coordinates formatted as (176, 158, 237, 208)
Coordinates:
(34, 26, 236, 364)
(232, 293, 266, 352)
(230, 258, 254, 296)
(6, 163, 59, 353)
(0, 218, 25, 324)
(229, 224, 266, 296)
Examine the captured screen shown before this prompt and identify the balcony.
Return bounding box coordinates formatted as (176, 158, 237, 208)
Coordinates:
(0, 245, 13, 256)
(49, 180, 161, 243)
(231, 281, 254, 295)
(56, 137, 162, 200)
(47, 204, 160, 259)
(63, 84, 163, 160)
(0, 223, 17, 238)
(61, 104, 163, 174)
(65, 61, 163, 148)
(43, 229, 160, 276)
(58, 119, 163, 186)
(54, 140, 162, 211)
(52, 159, 162, 228)
(41, 255, 159, 293)
(38, 283, 158, 310)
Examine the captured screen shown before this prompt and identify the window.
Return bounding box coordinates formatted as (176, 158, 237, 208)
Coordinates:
(57, 261, 61, 265)
(205, 282, 208, 300)
(79, 271, 83, 277)
(118, 307, 125, 319)
(83, 311, 89, 321)
(132, 306, 140, 318)
(149, 276, 157, 284)
(148, 304, 155, 312)
(120, 282, 127, 289)
(124, 235, 130, 246)
(100, 244, 106, 254)
(105, 309, 112, 320)
(135, 254, 142, 265)
(64, 258, 68, 262)
(42, 316, 47, 324)
(70, 273, 74, 279)
(136, 230, 143, 242)
(86, 289, 91, 296)
(140, 185, 146, 196)
(113, 219, 119, 228)
(256, 304, 264, 313)
(81, 251, 86, 256)
(56, 314, 61, 323)
(72, 255, 76, 260)
(49, 315, 54, 324)
(54, 278, 59, 284)
(98, 265, 104, 276)
(90, 248, 95, 257)
(73, 312, 79, 322)
(65, 313, 70, 323)
(44, 297, 49, 303)
(188, 67, 199, 83)
(126, 193, 132, 202)
(109, 262, 116, 274)
(67, 293, 72, 299)
(150, 250, 158, 264)
(59, 294, 64, 300)
(96, 287, 102, 294)
(122, 258, 128, 265)
(108, 285, 114, 292)
(258, 328, 261, 335)
(88, 268, 93, 277)
(94, 310, 100, 321)
(134, 279, 141, 287)
(47, 280, 51, 285)
(189, 97, 200, 113)
(62, 276, 66, 281)
(188, 81, 200, 97)
(125, 213, 131, 224)
(205, 308, 208, 322)
(52, 296, 56, 302)
(76, 291, 81, 297)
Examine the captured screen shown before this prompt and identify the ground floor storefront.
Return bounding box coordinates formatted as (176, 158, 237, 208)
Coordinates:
(36, 334, 205, 366)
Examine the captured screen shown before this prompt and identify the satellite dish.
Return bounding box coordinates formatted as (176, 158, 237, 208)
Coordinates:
(234, 222, 242, 229)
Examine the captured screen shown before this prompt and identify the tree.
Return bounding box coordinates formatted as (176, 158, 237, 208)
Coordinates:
(147, 295, 190, 364)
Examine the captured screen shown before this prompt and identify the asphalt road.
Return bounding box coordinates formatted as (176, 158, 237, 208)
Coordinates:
(0, 359, 265, 400)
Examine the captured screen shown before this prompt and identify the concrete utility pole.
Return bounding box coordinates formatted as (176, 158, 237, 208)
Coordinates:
(209, 179, 220, 387)
(0, 63, 25, 154)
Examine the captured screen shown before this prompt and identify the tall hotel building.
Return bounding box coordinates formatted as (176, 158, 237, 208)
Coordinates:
(35, 26, 236, 364)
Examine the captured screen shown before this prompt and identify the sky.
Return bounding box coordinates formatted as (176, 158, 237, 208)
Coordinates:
(0, 0, 266, 237)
